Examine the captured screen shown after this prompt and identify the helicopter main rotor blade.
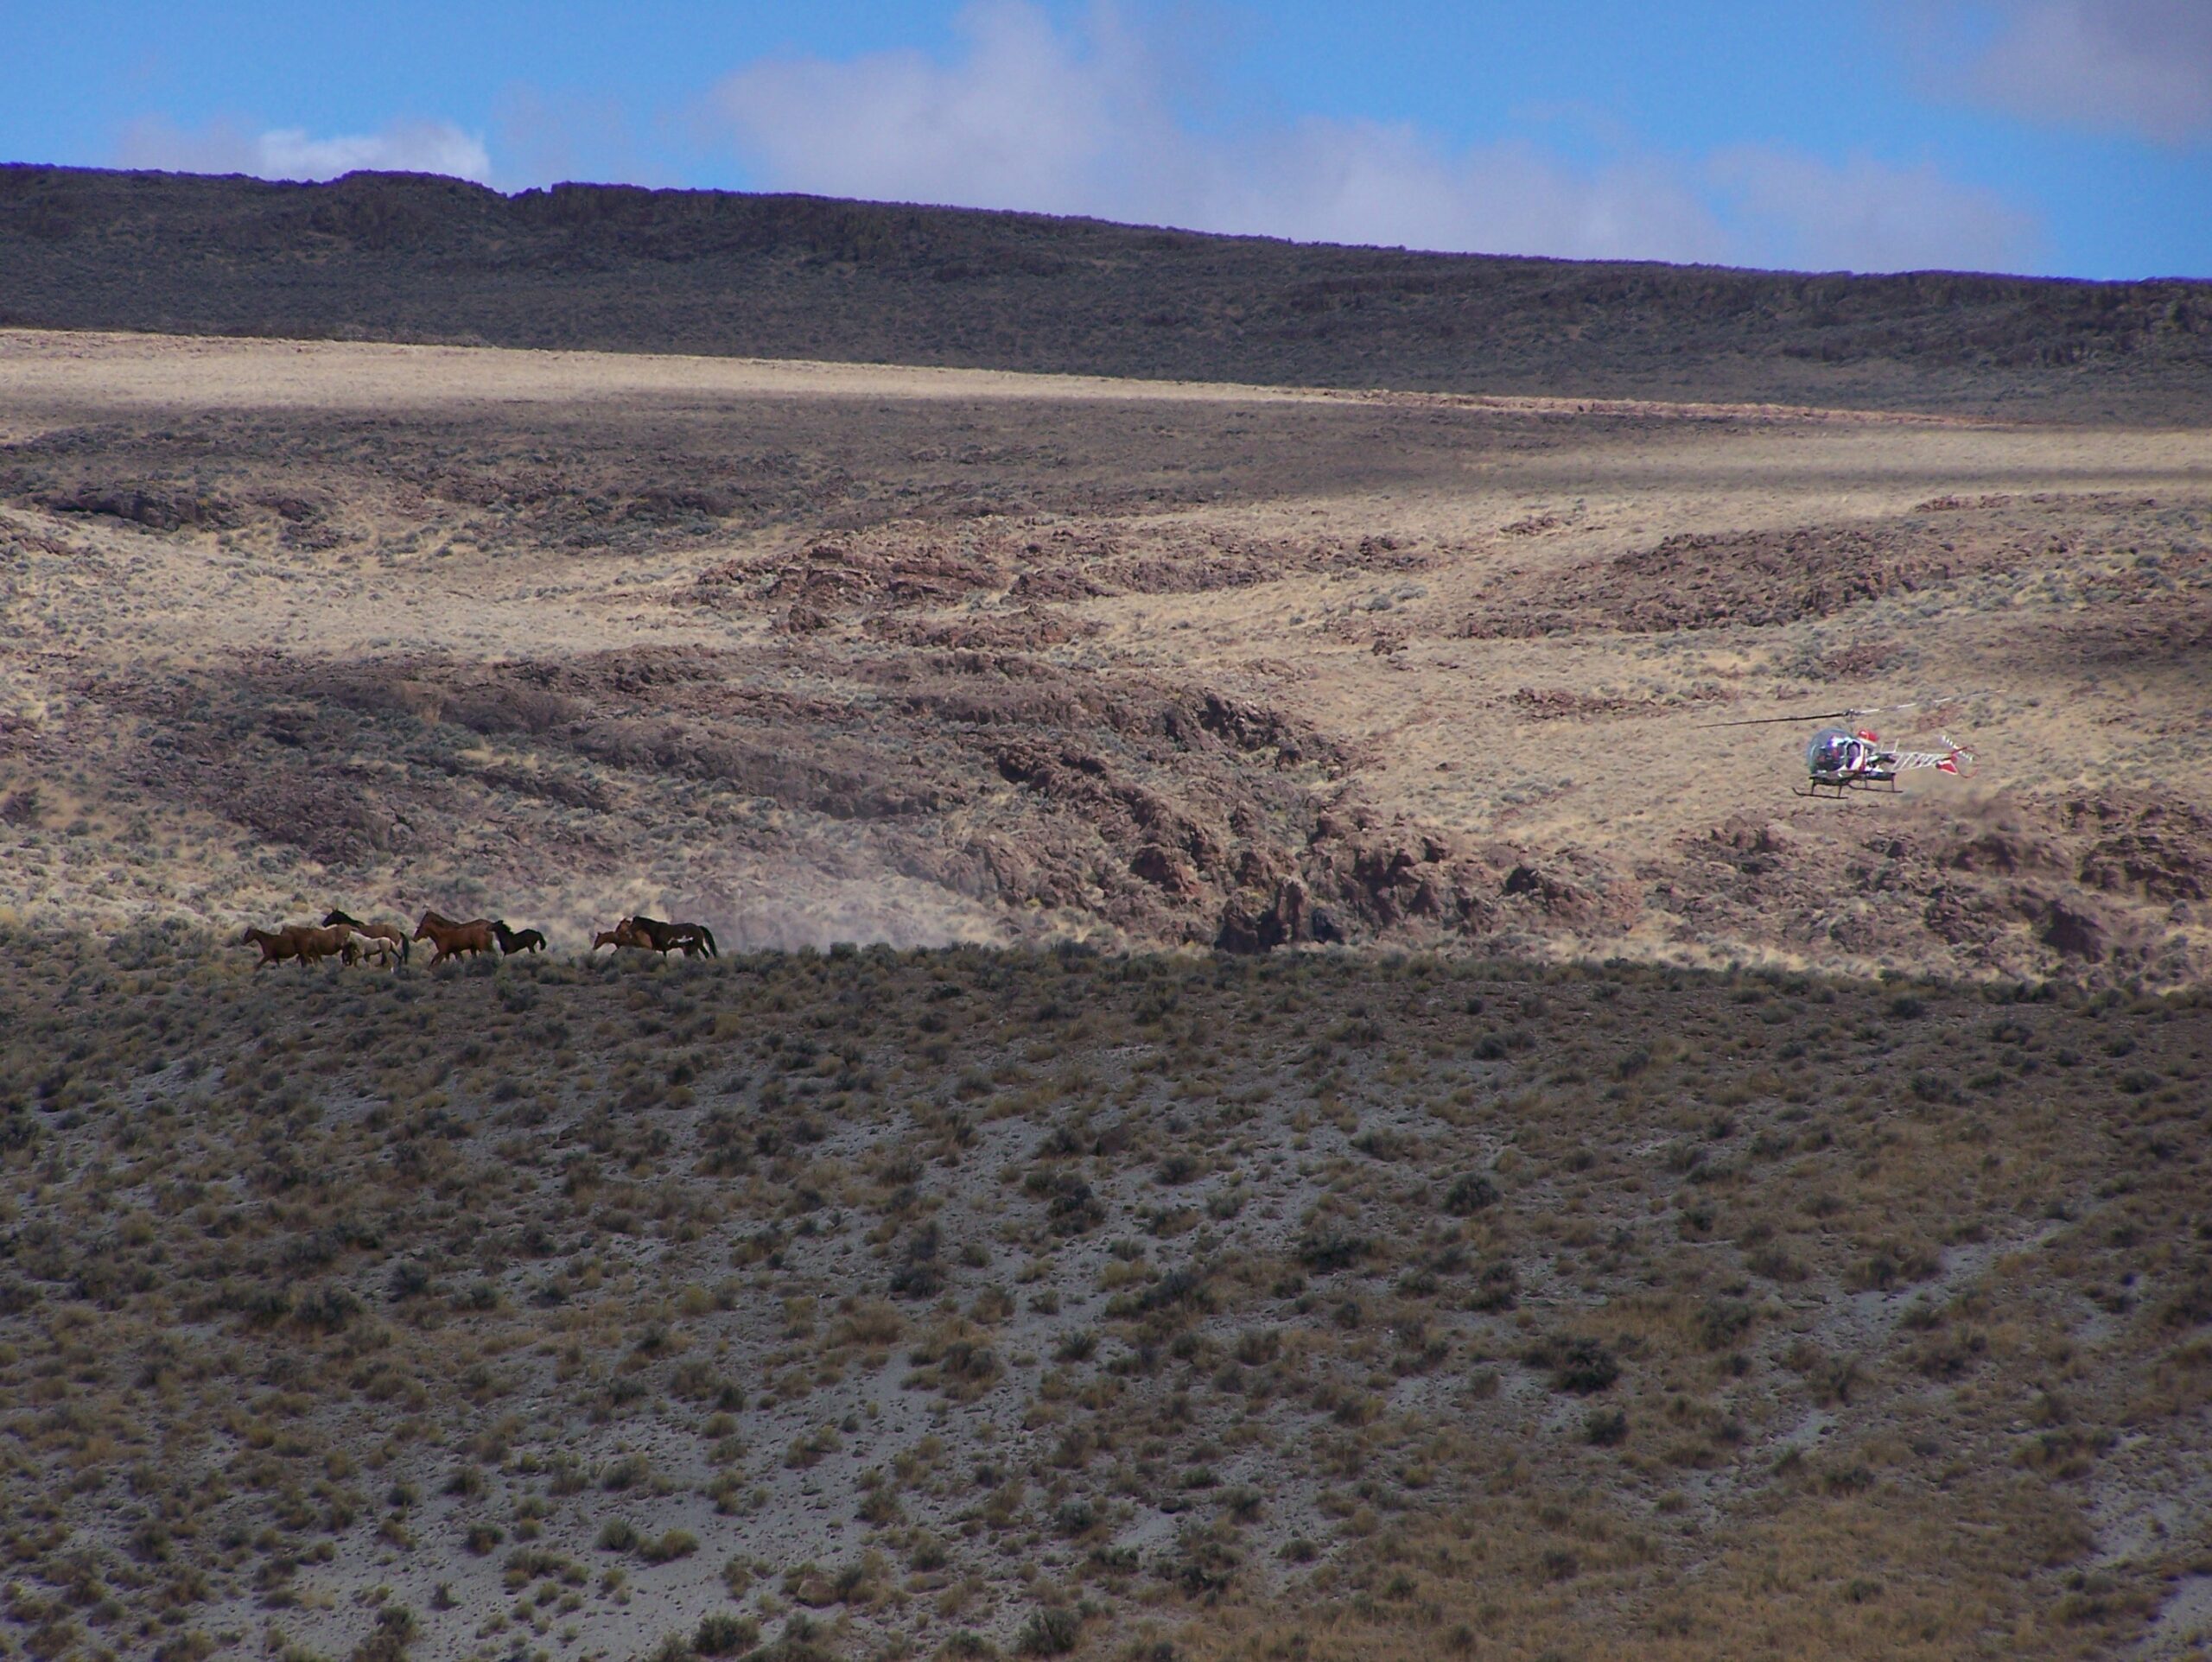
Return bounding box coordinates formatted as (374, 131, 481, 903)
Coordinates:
(1696, 708, 1864, 730)
(1697, 691, 1987, 732)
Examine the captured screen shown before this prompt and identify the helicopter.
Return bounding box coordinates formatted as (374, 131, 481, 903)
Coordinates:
(1703, 707, 1976, 797)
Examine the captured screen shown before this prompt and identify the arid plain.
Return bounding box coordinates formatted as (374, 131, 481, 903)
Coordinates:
(0, 322, 2209, 1662)
(2, 327, 2207, 978)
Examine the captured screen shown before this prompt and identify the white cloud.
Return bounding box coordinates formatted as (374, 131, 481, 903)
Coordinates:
(117, 114, 493, 183)
(702, 0, 2037, 274)
(493, 86, 667, 190)
(706, 1, 1147, 219)
(1710, 148, 2037, 274)
(1891, 0, 2212, 145)
(1205, 123, 1736, 265)
(704, 2, 1733, 260)
(1972, 1, 2212, 143)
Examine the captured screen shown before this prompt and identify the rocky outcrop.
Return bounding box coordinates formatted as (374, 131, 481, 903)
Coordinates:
(2039, 898, 2110, 961)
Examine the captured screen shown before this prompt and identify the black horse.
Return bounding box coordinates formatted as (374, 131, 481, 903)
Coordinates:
(492, 921, 548, 955)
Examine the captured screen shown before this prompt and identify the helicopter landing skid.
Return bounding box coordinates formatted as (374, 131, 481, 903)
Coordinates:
(1795, 777, 1899, 799)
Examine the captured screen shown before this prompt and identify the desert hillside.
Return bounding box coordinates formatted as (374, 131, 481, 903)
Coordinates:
(2, 168, 2210, 423)
(0, 932, 2205, 1662)
(1, 183, 2209, 1662)
(0, 329, 2206, 985)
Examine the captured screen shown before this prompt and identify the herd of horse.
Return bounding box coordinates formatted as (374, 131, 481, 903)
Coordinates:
(235, 909, 718, 969)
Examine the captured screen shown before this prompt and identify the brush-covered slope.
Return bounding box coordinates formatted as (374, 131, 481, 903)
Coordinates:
(2, 167, 2209, 422)
(1, 933, 2207, 1662)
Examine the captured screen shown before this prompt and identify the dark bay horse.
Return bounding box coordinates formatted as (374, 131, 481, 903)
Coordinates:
(627, 915, 718, 958)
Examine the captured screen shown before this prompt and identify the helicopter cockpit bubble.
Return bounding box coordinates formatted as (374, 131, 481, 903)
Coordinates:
(1807, 727, 1859, 776)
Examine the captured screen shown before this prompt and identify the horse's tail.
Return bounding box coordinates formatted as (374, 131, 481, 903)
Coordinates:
(699, 925, 718, 958)
(399, 930, 410, 964)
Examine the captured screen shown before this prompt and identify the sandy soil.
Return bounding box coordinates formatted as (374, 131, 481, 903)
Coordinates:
(2, 327, 2207, 980)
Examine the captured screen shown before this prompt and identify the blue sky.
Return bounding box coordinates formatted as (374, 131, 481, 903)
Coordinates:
(6, 2, 2208, 278)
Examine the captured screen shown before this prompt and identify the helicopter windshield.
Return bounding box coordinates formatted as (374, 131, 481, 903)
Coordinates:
(1807, 727, 1858, 773)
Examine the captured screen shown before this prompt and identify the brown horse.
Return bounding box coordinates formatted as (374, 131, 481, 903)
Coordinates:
(592, 918, 647, 952)
(239, 925, 300, 967)
(241, 923, 352, 968)
(288, 923, 354, 967)
(324, 910, 410, 964)
(412, 910, 495, 966)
